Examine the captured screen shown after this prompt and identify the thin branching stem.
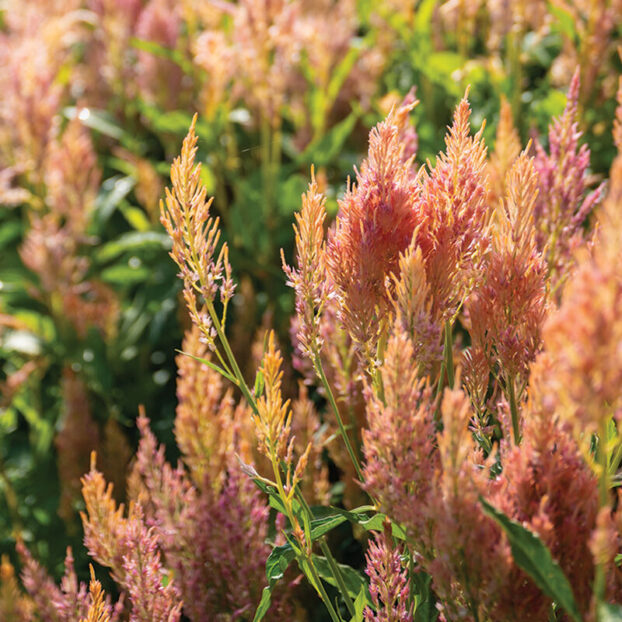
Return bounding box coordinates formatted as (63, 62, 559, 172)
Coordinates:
(314, 354, 364, 481)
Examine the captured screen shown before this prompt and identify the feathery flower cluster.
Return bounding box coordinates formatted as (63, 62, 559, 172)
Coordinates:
(193, 0, 385, 140)
(389, 241, 442, 377)
(160, 115, 234, 348)
(282, 169, 330, 362)
(81, 459, 183, 621)
(364, 525, 411, 622)
(532, 172, 622, 444)
(81, 567, 111, 622)
(16, 542, 123, 622)
(326, 96, 419, 355)
(532, 70, 603, 288)
(414, 93, 489, 323)
(464, 150, 548, 434)
(487, 97, 521, 207)
(174, 325, 255, 488)
(133, 415, 289, 621)
(363, 329, 438, 547)
(356, 78, 608, 621)
(20, 117, 119, 340)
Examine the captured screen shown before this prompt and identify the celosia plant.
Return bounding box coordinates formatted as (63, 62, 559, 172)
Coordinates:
(5, 45, 622, 622)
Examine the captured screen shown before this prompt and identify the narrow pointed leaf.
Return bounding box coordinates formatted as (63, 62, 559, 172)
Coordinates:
(480, 497, 582, 622)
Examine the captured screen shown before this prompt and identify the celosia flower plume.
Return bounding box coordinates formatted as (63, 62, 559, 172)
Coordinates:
(326, 101, 419, 356)
(414, 91, 490, 322)
(533, 69, 603, 288)
(160, 114, 234, 348)
(364, 524, 411, 622)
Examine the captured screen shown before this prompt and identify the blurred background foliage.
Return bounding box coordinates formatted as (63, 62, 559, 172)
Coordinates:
(0, 0, 620, 583)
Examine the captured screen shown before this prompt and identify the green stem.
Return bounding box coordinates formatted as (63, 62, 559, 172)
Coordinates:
(206, 300, 260, 417)
(444, 322, 454, 389)
(314, 354, 363, 481)
(507, 375, 521, 445)
(305, 559, 342, 622)
(319, 538, 356, 617)
(595, 422, 610, 604)
(433, 359, 446, 425)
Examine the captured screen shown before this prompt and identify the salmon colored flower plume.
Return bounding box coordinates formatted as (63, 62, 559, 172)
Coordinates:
(363, 327, 438, 547)
(487, 96, 521, 206)
(465, 150, 548, 439)
(17, 542, 123, 622)
(415, 91, 489, 322)
(80, 456, 183, 621)
(133, 414, 293, 621)
(174, 324, 255, 489)
(326, 103, 419, 357)
(389, 240, 443, 376)
(532, 179, 622, 446)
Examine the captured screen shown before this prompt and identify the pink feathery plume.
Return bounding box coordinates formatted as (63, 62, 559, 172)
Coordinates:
(364, 523, 411, 622)
(532, 69, 603, 288)
(326, 106, 419, 358)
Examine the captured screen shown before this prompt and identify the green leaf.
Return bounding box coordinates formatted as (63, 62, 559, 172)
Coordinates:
(349, 588, 368, 622)
(175, 349, 237, 384)
(96, 231, 171, 263)
(480, 497, 582, 622)
(100, 264, 151, 286)
(253, 544, 297, 621)
(297, 111, 359, 167)
(253, 588, 273, 622)
(94, 176, 136, 229)
(313, 555, 371, 604)
(412, 571, 438, 622)
(64, 106, 124, 140)
(120, 205, 152, 231)
(252, 479, 288, 515)
(326, 35, 369, 107)
(0, 221, 23, 249)
(266, 543, 297, 585)
(599, 603, 622, 622)
(130, 36, 194, 74)
(547, 1, 579, 44)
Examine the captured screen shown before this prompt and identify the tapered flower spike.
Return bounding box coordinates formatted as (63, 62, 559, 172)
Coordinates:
(81, 567, 110, 622)
(488, 95, 521, 206)
(81, 453, 128, 584)
(464, 149, 547, 441)
(81, 454, 182, 621)
(282, 166, 330, 361)
(533, 69, 603, 288)
(415, 90, 490, 323)
(362, 325, 438, 546)
(364, 522, 411, 622)
(326, 104, 419, 360)
(134, 414, 293, 621)
(389, 238, 443, 377)
(174, 324, 254, 489)
(254, 330, 292, 462)
(532, 152, 622, 450)
(160, 114, 234, 349)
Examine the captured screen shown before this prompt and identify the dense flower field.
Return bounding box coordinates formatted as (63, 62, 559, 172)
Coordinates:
(1, 1, 622, 620)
